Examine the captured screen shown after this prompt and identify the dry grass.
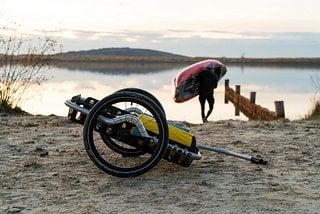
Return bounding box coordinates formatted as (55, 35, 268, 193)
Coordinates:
(305, 96, 320, 120)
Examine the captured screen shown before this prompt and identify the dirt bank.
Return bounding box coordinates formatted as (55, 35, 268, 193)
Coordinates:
(1, 115, 319, 213)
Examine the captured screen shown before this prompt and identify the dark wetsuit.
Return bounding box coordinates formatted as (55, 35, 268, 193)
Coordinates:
(198, 68, 219, 123)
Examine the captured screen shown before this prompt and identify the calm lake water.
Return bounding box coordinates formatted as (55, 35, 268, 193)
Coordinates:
(21, 62, 320, 123)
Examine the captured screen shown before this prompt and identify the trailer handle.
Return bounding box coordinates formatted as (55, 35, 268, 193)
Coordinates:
(197, 143, 267, 165)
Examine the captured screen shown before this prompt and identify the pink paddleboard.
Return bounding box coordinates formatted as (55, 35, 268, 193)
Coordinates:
(173, 59, 227, 103)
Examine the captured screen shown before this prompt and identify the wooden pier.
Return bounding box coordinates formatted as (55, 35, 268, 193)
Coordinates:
(224, 79, 285, 120)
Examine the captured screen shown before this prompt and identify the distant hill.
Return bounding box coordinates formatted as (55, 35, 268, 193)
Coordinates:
(56, 47, 188, 58)
(48, 47, 320, 67)
(50, 47, 192, 63)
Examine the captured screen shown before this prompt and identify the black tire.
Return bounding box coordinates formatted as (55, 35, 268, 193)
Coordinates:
(83, 91, 168, 177)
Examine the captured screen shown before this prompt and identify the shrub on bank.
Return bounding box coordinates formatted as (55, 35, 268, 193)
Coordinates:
(305, 96, 320, 120)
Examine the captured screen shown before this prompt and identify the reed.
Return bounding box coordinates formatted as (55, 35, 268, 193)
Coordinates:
(305, 96, 320, 120)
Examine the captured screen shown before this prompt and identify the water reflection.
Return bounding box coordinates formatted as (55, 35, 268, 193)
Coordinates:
(20, 63, 319, 123)
(52, 61, 188, 74)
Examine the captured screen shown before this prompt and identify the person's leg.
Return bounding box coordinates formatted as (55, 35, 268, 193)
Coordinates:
(199, 95, 206, 123)
(205, 96, 215, 121)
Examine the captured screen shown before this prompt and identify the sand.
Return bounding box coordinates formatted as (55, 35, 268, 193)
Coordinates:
(1, 114, 320, 213)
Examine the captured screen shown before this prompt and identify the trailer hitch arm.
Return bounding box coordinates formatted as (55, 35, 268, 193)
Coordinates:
(197, 143, 267, 165)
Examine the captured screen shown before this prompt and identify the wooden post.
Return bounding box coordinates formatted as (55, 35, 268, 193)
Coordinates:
(250, 92, 256, 119)
(275, 101, 285, 118)
(235, 85, 240, 116)
(224, 80, 283, 120)
(250, 92, 256, 103)
(224, 79, 229, 104)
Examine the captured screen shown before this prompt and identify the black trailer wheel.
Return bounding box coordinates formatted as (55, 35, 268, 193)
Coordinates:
(83, 91, 168, 177)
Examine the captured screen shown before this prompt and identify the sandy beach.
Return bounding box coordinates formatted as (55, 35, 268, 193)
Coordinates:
(1, 114, 320, 213)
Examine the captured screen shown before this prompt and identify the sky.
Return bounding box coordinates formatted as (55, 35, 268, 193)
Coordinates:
(1, 0, 320, 57)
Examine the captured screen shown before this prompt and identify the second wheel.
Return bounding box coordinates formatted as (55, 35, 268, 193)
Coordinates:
(83, 91, 169, 177)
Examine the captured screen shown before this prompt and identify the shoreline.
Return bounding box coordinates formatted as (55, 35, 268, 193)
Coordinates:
(3, 54, 320, 67)
(49, 56, 320, 67)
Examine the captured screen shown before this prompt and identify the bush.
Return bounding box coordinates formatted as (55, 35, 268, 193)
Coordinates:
(305, 96, 320, 120)
(0, 26, 59, 113)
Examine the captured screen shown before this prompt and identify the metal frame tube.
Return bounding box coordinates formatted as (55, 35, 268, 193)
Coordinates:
(197, 143, 267, 164)
(65, 99, 149, 137)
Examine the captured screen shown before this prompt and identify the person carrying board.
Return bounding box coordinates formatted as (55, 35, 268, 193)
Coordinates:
(197, 62, 220, 123)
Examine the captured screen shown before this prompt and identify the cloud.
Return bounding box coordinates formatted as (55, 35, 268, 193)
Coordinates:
(162, 29, 269, 40)
(55, 28, 320, 44)
(10, 27, 317, 57)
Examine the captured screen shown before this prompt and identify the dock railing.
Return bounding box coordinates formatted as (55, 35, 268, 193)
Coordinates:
(224, 79, 285, 120)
